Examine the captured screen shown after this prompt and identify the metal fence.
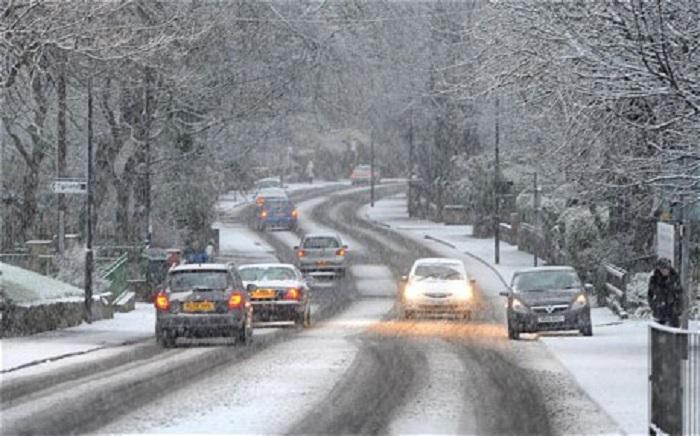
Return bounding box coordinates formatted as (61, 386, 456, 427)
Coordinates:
(649, 323, 700, 435)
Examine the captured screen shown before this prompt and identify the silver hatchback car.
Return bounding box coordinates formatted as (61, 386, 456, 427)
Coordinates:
(294, 233, 348, 279)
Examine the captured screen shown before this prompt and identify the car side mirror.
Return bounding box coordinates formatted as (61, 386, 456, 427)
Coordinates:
(293, 246, 299, 250)
(342, 245, 348, 249)
(469, 279, 476, 287)
(246, 284, 257, 293)
(400, 275, 408, 283)
(499, 291, 510, 297)
(584, 283, 594, 294)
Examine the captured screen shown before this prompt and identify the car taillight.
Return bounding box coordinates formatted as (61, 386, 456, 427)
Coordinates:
(155, 291, 170, 311)
(228, 291, 244, 310)
(260, 210, 268, 218)
(297, 249, 305, 257)
(336, 248, 346, 256)
(291, 209, 299, 218)
(284, 288, 301, 300)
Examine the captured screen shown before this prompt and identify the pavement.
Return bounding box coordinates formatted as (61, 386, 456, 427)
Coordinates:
(363, 193, 653, 435)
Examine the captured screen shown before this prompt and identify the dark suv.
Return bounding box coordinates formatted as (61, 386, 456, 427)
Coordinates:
(500, 266, 593, 339)
(155, 263, 253, 347)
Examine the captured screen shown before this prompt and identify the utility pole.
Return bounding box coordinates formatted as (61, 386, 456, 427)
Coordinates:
(143, 70, 152, 247)
(533, 172, 539, 267)
(407, 106, 414, 215)
(494, 95, 500, 264)
(84, 77, 94, 323)
(56, 54, 67, 253)
(680, 195, 691, 329)
(370, 128, 375, 207)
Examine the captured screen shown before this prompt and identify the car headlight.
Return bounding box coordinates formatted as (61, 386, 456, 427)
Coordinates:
(452, 283, 472, 300)
(404, 284, 421, 300)
(511, 298, 529, 313)
(570, 293, 588, 309)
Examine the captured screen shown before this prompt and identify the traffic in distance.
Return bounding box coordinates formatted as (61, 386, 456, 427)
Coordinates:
(153, 177, 594, 348)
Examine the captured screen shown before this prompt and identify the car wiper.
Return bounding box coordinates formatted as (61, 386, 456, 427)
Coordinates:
(522, 288, 548, 292)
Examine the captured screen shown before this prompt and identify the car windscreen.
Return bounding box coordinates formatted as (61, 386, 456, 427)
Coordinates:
(265, 200, 291, 212)
(239, 267, 297, 281)
(513, 270, 581, 292)
(303, 237, 340, 249)
(168, 271, 228, 291)
(413, 264, 464, 280)
(256, 180, 280, 189)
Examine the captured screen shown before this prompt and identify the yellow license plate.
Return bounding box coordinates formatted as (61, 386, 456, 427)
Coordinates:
(251, 289, 277, 299)
(316, 261, 328, 266)
(183, 301, 215, 312)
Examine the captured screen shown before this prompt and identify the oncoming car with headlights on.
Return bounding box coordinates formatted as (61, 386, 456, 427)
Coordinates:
(499, 266, 593, 339)
(238, 263, 311, 328)
(154, 263, 253, 348)
(398, 258, 475, 320)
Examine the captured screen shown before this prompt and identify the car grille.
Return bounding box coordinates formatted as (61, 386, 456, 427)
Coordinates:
(425, 292, 451, 298)
(530, 304, 569, 314)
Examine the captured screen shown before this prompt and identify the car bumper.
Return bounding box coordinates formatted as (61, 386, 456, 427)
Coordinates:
(251, 301, 304, 322)
(509, 307, 590, 333)
(157, 313, 244, 336)
(298, 260, 345, 274)
(402, 297, 472, 315)
(258, 217, 297, 227)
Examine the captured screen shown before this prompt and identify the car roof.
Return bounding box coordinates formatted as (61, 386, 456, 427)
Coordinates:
(257, 187, 286, 195)
(257, 177, 281, 182)
(513, 266, 577, 274)
(303, 233, 341, 239)
(413, 257, 463, 266)
(170, 263, 230, 272)
(238, 263, 297, 270)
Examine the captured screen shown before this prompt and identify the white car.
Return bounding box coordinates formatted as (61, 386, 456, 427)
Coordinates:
(238, 263, 311, 327)
(398, 258, 475, 320)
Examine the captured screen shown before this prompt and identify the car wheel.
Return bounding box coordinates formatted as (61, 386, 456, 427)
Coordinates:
(237, 316, 253, 346)
(580, 323, 593, 337)
(157, 329, 176, 348)
(401, 308, 413, 320)
(303, 305, 311, 327)
(507, 322, 520, 340)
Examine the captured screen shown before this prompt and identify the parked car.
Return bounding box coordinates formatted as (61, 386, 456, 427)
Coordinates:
(499, 266, 593, 339)
(294, 233, 348, 279)
(154, 263, 253, 347)
(255, 197, 298, 231)
(238, 263, 311, 327)
(350, 164, 381, 185)
(398, 258, 475, 320)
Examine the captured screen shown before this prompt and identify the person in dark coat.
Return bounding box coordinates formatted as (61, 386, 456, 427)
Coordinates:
(647, 257, 683, 327)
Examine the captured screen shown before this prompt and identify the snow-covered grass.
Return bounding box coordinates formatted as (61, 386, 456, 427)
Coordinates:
(365, 193, 657, 436)
(1, 261, 85, 304)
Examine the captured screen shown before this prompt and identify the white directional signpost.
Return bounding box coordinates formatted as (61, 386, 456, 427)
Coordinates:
(51, 178, 87, 253)
(51, 179, 87, 195)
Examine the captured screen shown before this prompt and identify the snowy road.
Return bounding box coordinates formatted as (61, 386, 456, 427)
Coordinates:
(3, 184, 620, 434)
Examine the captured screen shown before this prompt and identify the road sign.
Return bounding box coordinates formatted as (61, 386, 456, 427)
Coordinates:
(51, 179, 87, 194)
(657, 222, 677, 267)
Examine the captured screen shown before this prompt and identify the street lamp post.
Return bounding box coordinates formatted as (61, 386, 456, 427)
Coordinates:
(494, 95, 500, 265)
(84, 77, 94, 323)
(370, 128, 375, 207)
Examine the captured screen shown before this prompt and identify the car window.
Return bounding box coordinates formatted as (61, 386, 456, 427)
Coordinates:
(168, 271, 229, 291)
(512, 270, 581, 292)
(413, 264, 464, 280)
(239, 267, 296, 281)
(303, 237, 340, 249)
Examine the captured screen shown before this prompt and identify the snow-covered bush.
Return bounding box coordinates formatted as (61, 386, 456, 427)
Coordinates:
(450, 154, 495, 236)
(54, 245, 109, 293)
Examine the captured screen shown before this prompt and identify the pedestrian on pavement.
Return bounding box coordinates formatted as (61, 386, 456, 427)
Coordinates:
(205, 239, 216, 260)
(306, 160, 314, 184)
(647, 257, 683, 327)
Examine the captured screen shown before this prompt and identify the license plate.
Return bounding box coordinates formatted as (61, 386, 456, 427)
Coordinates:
(316, 260, 328, 266)
(251, 289, 277, 299)
(183, 301, 215, 312)
(538, 315, 565, 323)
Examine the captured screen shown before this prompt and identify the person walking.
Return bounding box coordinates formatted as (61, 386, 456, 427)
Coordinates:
(647, 257, 683, 327)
